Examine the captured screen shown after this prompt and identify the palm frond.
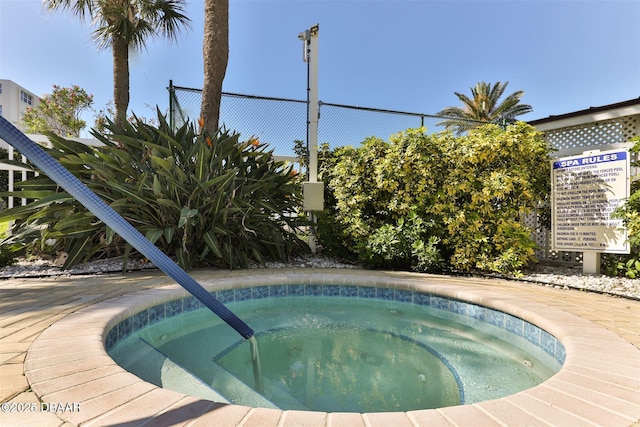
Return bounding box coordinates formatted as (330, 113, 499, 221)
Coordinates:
(437, 81, 532, 133)
(149, 0, 191, 41)
(44, 0, 94, 20)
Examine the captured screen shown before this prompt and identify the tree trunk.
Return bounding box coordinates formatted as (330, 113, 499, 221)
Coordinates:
(200, 0, 229, 135)
(112, 36, 130, 127)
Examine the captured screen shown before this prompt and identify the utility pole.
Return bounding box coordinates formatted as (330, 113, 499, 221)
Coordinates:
(298, 24, 323, 252)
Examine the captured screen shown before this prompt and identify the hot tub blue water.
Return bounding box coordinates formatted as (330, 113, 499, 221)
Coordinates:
(107, 284, 564, 413)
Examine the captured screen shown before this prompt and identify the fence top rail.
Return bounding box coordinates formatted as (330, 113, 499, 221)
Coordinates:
(223, 92, 308, 104)
(170, 83, 495, 125)
(169, 84, 204, 94)
(319, 101, 436, 119)
(319, 101, 494, 126)
(170, 84, 308, 105)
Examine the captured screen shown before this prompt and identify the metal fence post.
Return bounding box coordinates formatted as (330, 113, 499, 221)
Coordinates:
(168, 80, 174, 131)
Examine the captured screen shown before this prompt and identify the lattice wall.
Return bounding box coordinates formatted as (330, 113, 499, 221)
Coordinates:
(535, 114, 639, 263)
(527, 211, 584, 263)
(544, 115, 638, 151)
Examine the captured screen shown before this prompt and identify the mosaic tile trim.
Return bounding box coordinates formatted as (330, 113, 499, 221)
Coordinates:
(105, 284, 566, 365)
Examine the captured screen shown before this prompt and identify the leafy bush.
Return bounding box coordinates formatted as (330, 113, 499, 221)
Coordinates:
(318, 123, 550, 274)
(603, 136, 640, 278)
(319, 129, 449, 269)
(362, 209, 443, 271)
(0, 111, 309, 269)
(0, 236, 16, 267)
(433, 123, 549, 273)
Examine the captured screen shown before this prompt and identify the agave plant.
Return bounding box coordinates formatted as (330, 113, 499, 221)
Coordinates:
(0, 110, 309, 269)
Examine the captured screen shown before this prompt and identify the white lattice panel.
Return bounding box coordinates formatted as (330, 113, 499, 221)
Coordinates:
(544, 116, 638, 151)
(525, 211, 582, 263)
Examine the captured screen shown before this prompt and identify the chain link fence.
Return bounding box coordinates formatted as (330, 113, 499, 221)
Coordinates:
(168, 82, 443, 158)
(317, 102, 441, 149)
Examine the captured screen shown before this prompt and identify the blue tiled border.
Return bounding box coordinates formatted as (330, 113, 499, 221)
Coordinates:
(104, 284, 566, 366)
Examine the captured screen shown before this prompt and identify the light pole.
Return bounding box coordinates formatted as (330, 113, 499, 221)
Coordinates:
(298, 24, 323, 252)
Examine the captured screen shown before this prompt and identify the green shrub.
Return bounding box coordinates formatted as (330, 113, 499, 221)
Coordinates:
(433, 123, 549, 273)
(0, 245, 16, 267)
(318, 123, 550, 274)
(319, 129, 448, 269)
(362, 209, 443, 271)
(0, 111, 309, 269)
(603, 136, 640, 278)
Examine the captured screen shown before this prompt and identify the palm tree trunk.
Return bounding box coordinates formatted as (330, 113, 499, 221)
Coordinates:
(201, 0, 229, 135)
(112, 37, 130, 127)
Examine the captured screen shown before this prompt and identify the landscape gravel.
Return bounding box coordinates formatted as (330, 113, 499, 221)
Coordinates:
(516, 263, 640, 300)
(0, 254, 638, 300)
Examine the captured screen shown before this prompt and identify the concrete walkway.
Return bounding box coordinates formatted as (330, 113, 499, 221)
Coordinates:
(0, 268, 638, 426)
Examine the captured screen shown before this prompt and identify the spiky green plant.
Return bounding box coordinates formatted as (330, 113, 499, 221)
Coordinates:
(0, 111, 309, 269)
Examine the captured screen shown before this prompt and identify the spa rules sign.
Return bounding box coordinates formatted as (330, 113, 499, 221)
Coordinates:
(551, 148, 630, 254)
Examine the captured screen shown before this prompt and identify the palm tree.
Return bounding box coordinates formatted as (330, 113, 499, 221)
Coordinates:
(44, 0, 190, 126)
(436, 81, 532, 134)
(200, 0, 228, 135)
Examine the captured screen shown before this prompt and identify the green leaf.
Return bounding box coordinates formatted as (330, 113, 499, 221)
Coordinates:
(156, 198, 180, 210)
(145, 229, 164, 244)
(105, 182, 149, 205)
(251, 246, 264, 265)
(106, 226, 116, 245)
(0, 193, 74, 221)
(195, 143, 209, 182)
(50, 135, 94, 155)
(103, 148, 132, 165)
(122, 243, 132, 275)
(164, 227, 175, 244)
(109, 198, 131, 210)
(62, 235, 94, 268)
(204, 231, 223, 258)
(141, 141, 172, 157)
(0, 190, 57, 199)
(54, 212, 96, 231)
(150, 156, 176, 175)
(152, 175, 163, 197)
(211, 225, 228, 235)
(0, 159, 36, 172)
(176, 248, 188, 269)
(201, 170, 238, 190)
(178, 207, 199, 228)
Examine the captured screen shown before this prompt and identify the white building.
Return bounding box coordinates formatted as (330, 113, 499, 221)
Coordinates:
(0, 79, 41, 131)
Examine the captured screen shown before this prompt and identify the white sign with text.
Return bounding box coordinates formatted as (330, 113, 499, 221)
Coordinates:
(551, 148, 630, 254)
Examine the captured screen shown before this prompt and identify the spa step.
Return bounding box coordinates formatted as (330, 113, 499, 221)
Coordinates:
(111, 336, 228, 401)
(138, 338, 284, 408)
(128, 338, 231, 403)
(114, 337, 308, 409)
(209, 364, 311, 411)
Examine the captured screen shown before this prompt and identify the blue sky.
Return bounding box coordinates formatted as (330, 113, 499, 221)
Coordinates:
(1, 0, 639, 138)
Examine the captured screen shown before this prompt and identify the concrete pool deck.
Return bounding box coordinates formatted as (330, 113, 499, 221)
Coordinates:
(0, 268, 638, 426)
